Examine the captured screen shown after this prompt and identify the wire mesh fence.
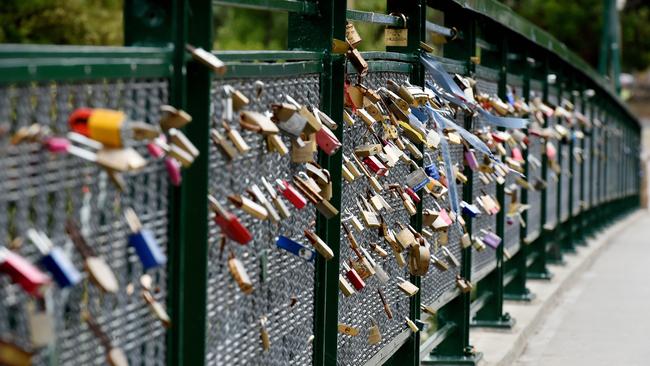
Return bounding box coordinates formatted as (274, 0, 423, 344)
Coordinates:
(0, 78, 170, 365)
(205, 74, 320, 366)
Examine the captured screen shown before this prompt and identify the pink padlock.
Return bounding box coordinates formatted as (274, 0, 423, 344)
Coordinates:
(315, 126, 341, 156)
(465, 150, 479, 171)
(147, 142, 165, 159)
(546, 142, 557, 160)
(0, 248, 51, 298)
(363, 156, 388, 176)
(277, 179, 307, 209)
(511, 147, 524, 162)
(43, 137, 70, 154)
(165, 157, 182, 186)
(438, 208, 453, 225)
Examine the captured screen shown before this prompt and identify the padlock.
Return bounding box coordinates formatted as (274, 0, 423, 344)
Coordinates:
(343, 225, 360, 249)
(186, 44, 226, 74)
(211, 128, 239, 161)
(456, 276, 473, 293)
(367, 320, 382, 345)
(0, 248, 50, 298)
(304, 230, 334, 260)
(272, 103, 308, 139)
(122, 209, 167, 271)
(345, 22, 363, 46)
(441, 246, 460, 267)
(339, 274, 356, 297)
(26, 229, 81, 288)
(0, 340, 32, 366)
(473, 237, 486, 251)
(343, 154, 363, 178)
(406, 167, 430, 192)
(139, 275, 171, 328)
(465, 149, 479, 171)
(159, 105, 192, 130)
(347, 48, 369, 76)
(65, 220, 119, 294)
(68, 108, 159, 148)
(362, 247, 389, 283)
(377, 288, 393, 319)
(363, 156, 388, 176)
(228, 194, 269, 220)
(397, 277, 419, 296)
(315, 199, 339, 219)
(342, 165, 355, 183)
(409, 242, 431, 276)
(343, 211, 364, 233)
(223, 121, 250, 154)
(168, 128, 199, 160)
(57, 138, 147, 173)
(370, 242, 388, 258)
(460, 201, 481, 217)
(357, 200, 380, 228)
(83, 311, 129, 366)
(276, 236, 315, 262)
(208, 195, 253, 245)
(248, 185, 281, 223)
(261, 177, 291, 219)
(228, 255, 253, 294)
(165, 157, 182, 187)
(315, 125, 341, 155)
(240, 111, 279, 135)
(343, 262, 365, 290)
(338, 323, 360, 336)
(395, 223, 417, 251)
(277, 179, 307, 209)
(481, 230, 502, 249)
(431, 255, 449, 271)
(291, 133, 316, 163)
(432, 208, 452, 230)
(257, 316, 270, 352)
(460, 233, 472, 248)
(355, 143, 383, 157)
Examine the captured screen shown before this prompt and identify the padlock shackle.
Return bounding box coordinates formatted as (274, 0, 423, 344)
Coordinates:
(68, 108, 93, 137)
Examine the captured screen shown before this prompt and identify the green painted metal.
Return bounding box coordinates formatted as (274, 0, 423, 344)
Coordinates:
(346, 9, 405, 27)
(215, 61, 323, 78)
(214, 50, 323, 61)
(213, 0, 318, 14)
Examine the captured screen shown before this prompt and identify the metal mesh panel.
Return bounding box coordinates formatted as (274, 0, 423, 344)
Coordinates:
(0, 79, 169, 365)
(572, 100, 582, 215)
(545, 92, 558, 227)
(470, 75, 498, 281)
(503, 80, 522, 255)
(592, 116, 601, 205)
(417, 69, 465, 309)
(337, 71, 412, 366)
(205, 74, 320, 366)
(583, 104, 592, 209)
(526, 135, 542, 241)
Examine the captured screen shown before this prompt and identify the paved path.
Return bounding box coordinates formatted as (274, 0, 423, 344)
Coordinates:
(514, 212, 650, 366)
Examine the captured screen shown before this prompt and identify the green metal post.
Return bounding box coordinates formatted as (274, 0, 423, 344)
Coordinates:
(288, 1, 346, 365)
(423, 3, 480, 364)
(566, 76, 577, 250)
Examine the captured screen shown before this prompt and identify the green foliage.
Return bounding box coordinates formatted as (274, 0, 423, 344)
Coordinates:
(213, 8, 288, 51)
(0, 0, 122, 45)
(506, 0, 650, 72)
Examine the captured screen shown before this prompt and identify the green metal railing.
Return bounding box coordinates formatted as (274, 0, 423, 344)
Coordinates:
(0, 0, 640, 365)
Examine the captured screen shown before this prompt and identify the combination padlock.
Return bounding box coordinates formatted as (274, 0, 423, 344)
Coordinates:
(0, 247, 51, 298)
(208, 194, 253, 245)
(68, 108, 159, 148)
(124, 208, 167, 271)
(26, 229, 81, 288)
(276, 236, 316, 262)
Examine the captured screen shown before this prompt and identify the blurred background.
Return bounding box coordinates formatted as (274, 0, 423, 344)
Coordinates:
(2, 0, 649, 201)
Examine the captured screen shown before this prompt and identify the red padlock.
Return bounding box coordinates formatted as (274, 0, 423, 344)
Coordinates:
(363, 156, 388, 176)
(343, 262, 365, 291)
(0, 248, 51, 297)
(208, 195, 252, 245)
(404, 186, 421, 203)
(276, 179, 307, 209)
(315, 126, 341, 156)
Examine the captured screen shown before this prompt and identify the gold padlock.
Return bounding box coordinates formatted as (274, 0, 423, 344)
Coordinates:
(397, 277, 419, 296)
(409, 242, 431, 276)
(228, 255, 253, 294)
(367, 320, 382, 345)
(345, 22, 363, 46)
(339, 275, 355, 297)
(338, 323, 360, 336)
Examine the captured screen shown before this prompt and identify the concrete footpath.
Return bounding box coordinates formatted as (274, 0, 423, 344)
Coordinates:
(470, 210, 650, 366)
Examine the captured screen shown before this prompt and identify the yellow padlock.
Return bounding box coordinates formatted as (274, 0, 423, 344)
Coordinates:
(87, 109, 126, 148)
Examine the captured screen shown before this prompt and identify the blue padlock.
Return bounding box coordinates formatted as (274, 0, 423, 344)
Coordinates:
(276, 236, 315, 262)
(460, 201, 481, 217)
(125, 208, 167, 270)
(424, 163, 440, 180)
(27, 229, 82, 288)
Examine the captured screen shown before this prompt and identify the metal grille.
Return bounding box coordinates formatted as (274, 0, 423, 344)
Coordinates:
(526, 135, 542, 241)
(503, 79, 522, 255)
(419, 94, 464, 310)
(0, 79, 170, 365)
(591, 113, 601, 205)
(545, 92, 558, 227)
(205, 74, 320, 366)
(337, 71, 412, 366)
(470, 75, 498, 281)
(583, 104, 592, 209)
(572, 99, 582, 215)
